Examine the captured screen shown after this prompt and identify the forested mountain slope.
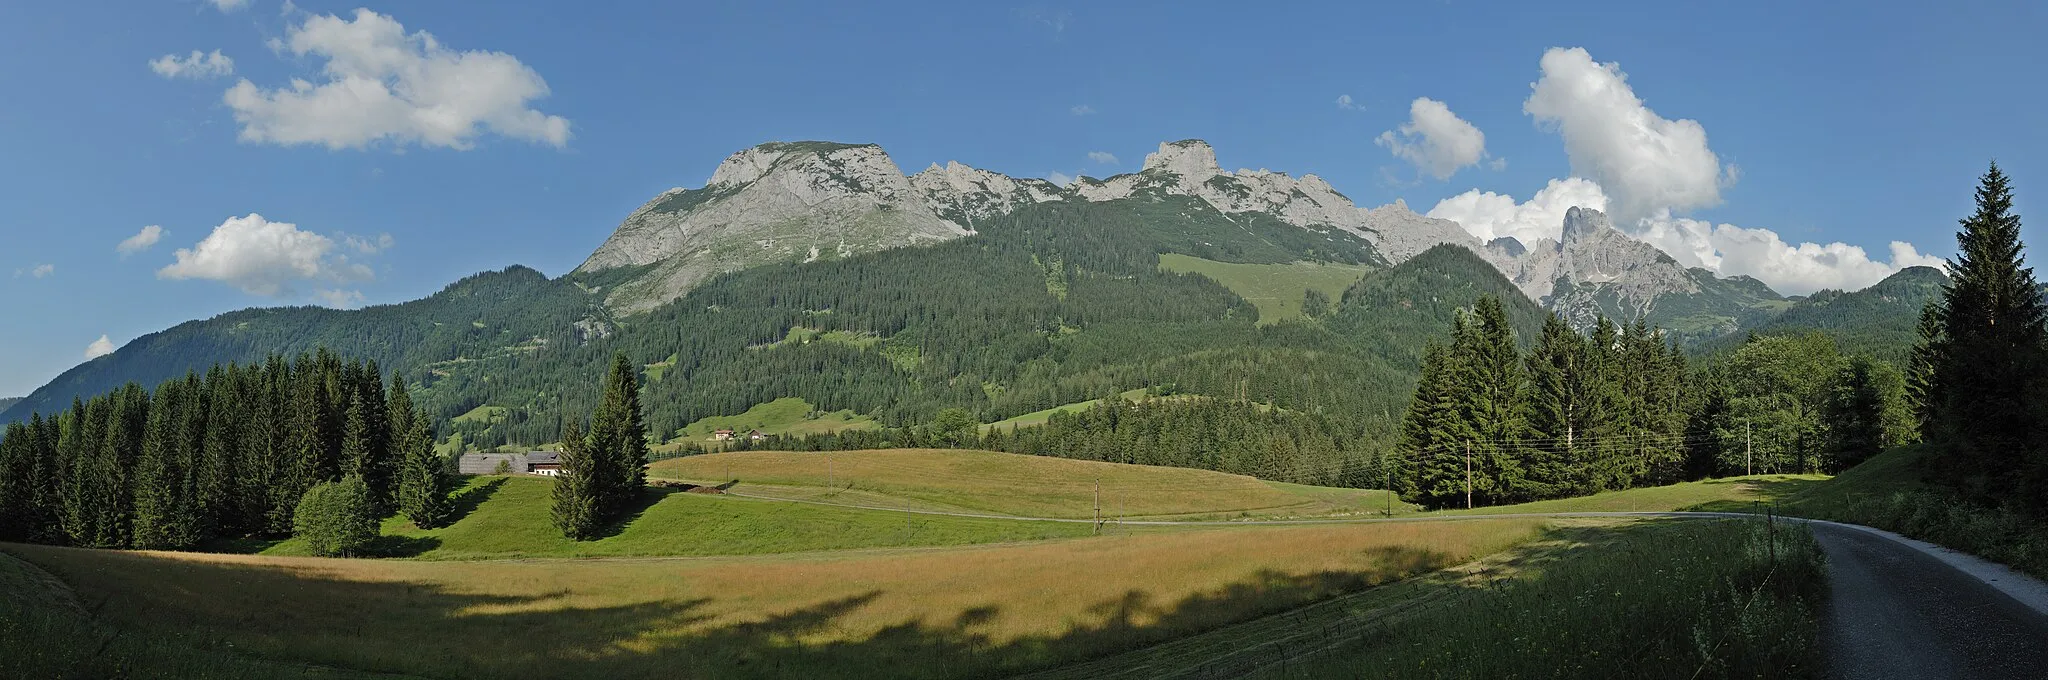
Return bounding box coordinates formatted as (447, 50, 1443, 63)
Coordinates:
(1698, 266, 1947, 365)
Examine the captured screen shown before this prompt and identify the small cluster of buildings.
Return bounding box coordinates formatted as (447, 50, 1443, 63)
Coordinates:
(456, 451, 564, 476)
(712, 429, 766, 442)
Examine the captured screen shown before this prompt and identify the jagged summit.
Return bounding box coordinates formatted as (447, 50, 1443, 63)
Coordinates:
(572, 139, 1781, 325)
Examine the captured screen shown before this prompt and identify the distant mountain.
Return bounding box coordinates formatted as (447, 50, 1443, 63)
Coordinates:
(7, 138, 1926, 451)
(1713, 266, 1948, 364)
(0, 266, 614, 425)
(0, 397, 19, 414)
(1479, 206, 1786, 343)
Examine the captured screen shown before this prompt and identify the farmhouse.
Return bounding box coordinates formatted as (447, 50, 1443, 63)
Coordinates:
(526, 451, 563, 476)
(748, 429, 766, 441)
(712, 429, 736, 441)
(457, 451, 568, 476)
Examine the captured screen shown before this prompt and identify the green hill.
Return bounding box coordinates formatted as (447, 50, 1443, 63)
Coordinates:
(1715, 266, 1947, 364)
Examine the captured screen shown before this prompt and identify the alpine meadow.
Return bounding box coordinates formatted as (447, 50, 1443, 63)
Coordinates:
(5, 4, 2048, 678)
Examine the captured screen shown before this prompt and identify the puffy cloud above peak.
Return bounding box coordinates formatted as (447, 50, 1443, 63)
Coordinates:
(1376, 97, 1489, 180)
(157, 213, 375, 297)
(221, 8, 570, 150)
(1524, 47, 1734, 224)
(1634, 212, 1947, 294)
(1427, 177, 1608, 245)
(85, 335, 115, 360)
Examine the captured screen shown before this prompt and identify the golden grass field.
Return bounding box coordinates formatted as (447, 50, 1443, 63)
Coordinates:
(5, 518, 1543, 680)
(648, 448, 1414, 520)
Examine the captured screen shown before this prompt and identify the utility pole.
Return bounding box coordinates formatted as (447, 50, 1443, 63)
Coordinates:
(1464, 441, 1473, 510)
(1094, 478, 1102, 535)
(1384, 460, 1392, 518)
(1745, 420, 1753, 477)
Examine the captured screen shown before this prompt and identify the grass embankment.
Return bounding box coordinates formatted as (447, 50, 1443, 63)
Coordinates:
(650, 448, 1412, 520)
(1255, 518, 1827, 679)
(4, 519, 1544, 680)
(1157, 254, 1371, 324)
(258, 475, 1094, 560)
(661, 397, 879, 451)
(1778, 445, 2048, 579)
(1440, 474, 1826, 516)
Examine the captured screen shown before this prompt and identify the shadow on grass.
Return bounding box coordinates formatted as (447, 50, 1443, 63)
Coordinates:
(442, 477, 509, 526)
(589, 485, 681, 541)
(363, 535, 442, 558)
(0, 541, 1459, 680)
(1683, 476, 1826, 513)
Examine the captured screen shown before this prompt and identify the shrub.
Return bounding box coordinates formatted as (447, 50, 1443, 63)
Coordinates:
(292, 476, 379, 557)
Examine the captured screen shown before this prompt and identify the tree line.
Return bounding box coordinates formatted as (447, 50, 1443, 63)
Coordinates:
(1395, 296, 1916, 509)
(0, 350, 453, 552)
(687, 393, 1382, 488)
(550, 354, 651, 539)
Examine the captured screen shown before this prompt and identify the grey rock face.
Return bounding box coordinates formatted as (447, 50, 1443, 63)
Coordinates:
(575, 142, 970, 313)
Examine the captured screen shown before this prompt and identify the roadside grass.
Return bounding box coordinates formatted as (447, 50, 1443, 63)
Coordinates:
(648, 448, 1412, 520)
(1258, 518, 1827, 679)
(1437, 474, 1826, 516)
(0, 552, 380, 680)
(3, 519, 1545, 680)
(256, 475, 1094, 560)
(1777, 445, 2048, 579)
(665, 397, 878, 448)
(1157, 254, 1371, 325)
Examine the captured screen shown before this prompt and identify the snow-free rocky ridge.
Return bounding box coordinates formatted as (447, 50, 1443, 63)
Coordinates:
(576, 139, 1770, 322)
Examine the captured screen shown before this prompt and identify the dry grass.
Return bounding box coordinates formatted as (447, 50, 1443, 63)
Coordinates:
(649, 448, 1409, 520)
(4, 519, 1541, 679)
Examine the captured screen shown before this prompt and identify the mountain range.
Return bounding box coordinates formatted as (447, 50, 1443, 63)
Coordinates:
(0, 139, 1943, 447)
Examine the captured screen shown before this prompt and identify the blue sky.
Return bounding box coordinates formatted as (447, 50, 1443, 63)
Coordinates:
(3, 0, 2046, 396)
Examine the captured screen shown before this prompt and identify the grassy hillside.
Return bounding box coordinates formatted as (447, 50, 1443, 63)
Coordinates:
(1156, 254, 1371, 324)
(668, 397, 879, 445)
(980, 387, 1156, 431)
(649, 448, 1411, 520)
(4, 518, 1540, 680)
(258, 475, 1092, 559)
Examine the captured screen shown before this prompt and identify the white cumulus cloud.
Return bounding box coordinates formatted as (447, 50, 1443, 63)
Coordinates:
(221, 9, 570, 150)
(85, 335, 115, 360)
(1376, 97, 1490, 181)
(1633, 212, 1947, 294)
(1070, 104, 1095, 116)
(1524, 47, 1735, 225)
(117, 225, 165, 256)
(1047, 171, 1074, 185)
(340, 232, 394, 254)
(28, 264, 56, 279)
(1336, 94, 1360, 110)
(314, 289, 367, 308)
(1427, 177, 1609, 245)
(158, 213, 373, 297)
(1086, 151, 1118, 165)
(150, 50, 236, 79)
(209, 0, 250, 11)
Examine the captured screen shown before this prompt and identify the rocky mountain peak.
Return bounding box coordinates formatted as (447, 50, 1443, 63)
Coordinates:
(1561, 206, 1614, 244)
(1142, 140, 1224, 179)
(909, 160, 1067, 227)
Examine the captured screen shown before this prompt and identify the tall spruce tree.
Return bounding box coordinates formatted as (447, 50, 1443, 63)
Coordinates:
(550, 418, 602, 540)
(1523, 313, 1590, 498)
(587, 353, 649, 514)
(1924, 163, 2048, 482)
(1398, 341, 1458, 504)
(1446, 296, 1528, 505)
(133, 381, 197, 549)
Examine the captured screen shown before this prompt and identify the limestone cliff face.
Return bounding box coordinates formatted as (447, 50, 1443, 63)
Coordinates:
(575, 139, 1772, 325)
(575, 142, 969, 314)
